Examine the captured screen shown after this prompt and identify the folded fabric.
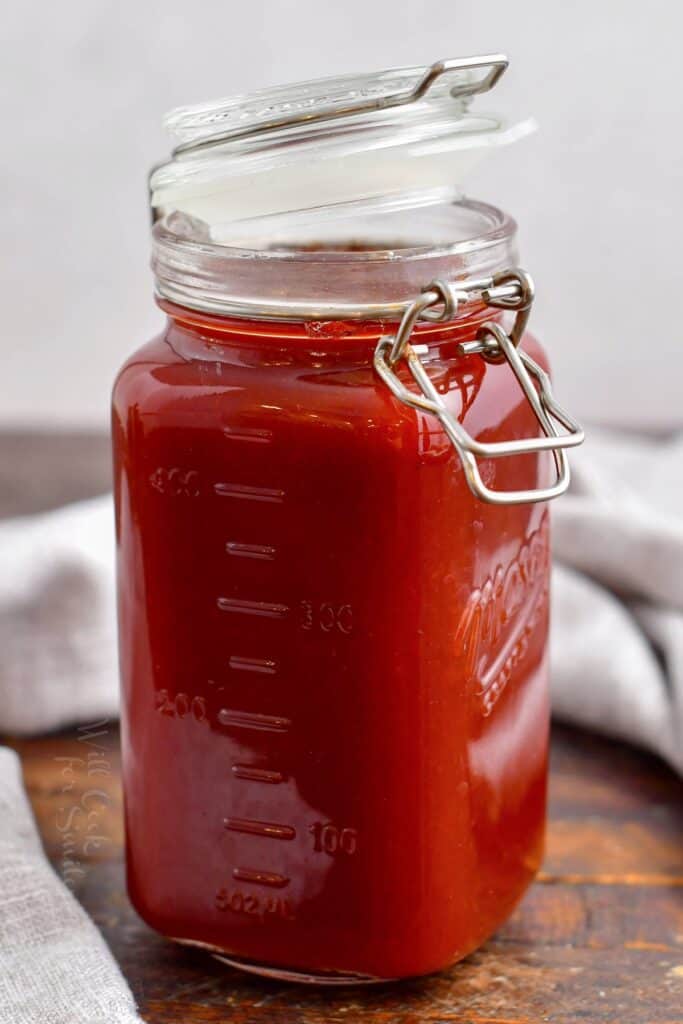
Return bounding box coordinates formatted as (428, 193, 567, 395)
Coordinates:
(550, 429, 683, 774)
(0, 747, 141, 1024)
(0, 497, 118, 735)
(0, 431, 680, 774)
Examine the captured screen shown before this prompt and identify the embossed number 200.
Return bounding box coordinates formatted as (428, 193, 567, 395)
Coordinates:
(155, 690, 207, 723)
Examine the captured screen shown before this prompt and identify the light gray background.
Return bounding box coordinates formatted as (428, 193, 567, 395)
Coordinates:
(2, 1, 680, 428)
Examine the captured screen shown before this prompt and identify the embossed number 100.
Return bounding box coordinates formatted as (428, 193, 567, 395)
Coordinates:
(309, 822, 358, 855)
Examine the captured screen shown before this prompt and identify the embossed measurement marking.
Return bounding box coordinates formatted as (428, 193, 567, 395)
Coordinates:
(155, 690, 207, 721)
(233, 765, 286, 786)
(226, 541, 276, 561)
(149, 467, 200, 496)
(223, 425, 273, 444)
(310, 822, 358, 855)
(232, 867, 290, 888)
(299, 600, 353, 634)
(228, 655, 279, 675)
(231, 765, 286, 784)
(215, 887, 295, 921)
(217, 597, 289, 619)
(224, 817, 296, 840)
(218, 709, 290, 733)
(214, 482, 284, 503)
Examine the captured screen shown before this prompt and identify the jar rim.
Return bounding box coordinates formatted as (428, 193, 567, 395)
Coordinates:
(152, 198, 518, 321)
(156, 198, 515, 263)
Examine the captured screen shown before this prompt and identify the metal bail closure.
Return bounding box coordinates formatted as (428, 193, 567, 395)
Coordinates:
(373, 272, 585, 505)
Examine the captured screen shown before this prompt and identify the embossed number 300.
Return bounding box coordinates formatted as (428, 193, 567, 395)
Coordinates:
(299, 602, 353, 634)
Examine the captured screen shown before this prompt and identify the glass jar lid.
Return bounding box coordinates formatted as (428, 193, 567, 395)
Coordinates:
(150, 55, 535, 233)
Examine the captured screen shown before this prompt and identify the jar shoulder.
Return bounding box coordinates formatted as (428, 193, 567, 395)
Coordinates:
(111, 324, 410, 438)
(111, 322, 550, 454)
(111, 331, 177, 413)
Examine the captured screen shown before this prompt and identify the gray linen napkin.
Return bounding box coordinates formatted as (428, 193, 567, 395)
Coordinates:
(0, 497, 118, 735)
(0, 747, 141, 1023)
(551, 429, 683, 774)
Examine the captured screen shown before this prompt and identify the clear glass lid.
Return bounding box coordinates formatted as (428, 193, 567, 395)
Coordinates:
(150, 56, 535, 234)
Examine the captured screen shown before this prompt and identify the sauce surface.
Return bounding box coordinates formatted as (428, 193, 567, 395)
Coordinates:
(112, 305, 550, 980)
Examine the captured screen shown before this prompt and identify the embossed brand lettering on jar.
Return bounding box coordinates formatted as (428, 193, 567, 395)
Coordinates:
(455, 515, 549, 712)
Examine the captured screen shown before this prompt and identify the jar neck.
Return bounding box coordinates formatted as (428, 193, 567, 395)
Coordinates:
(151, 198, 518, 323)
(159, 296, 499, 369)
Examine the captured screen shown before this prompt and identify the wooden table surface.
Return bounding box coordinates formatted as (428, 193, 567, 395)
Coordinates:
(6, 724, 680, 1024)
(3, 432, 683, 1023)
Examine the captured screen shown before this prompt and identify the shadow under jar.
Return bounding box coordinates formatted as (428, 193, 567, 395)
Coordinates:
(112, 57, 583, 983)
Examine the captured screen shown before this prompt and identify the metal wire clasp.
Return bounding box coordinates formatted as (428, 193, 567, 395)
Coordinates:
(374, 270, 584, 505)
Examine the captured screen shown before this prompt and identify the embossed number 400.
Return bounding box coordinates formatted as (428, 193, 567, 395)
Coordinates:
(149, 467, 200, 497)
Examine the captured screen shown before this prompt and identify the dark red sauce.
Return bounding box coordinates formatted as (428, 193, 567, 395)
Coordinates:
(112, 300, 549, 980)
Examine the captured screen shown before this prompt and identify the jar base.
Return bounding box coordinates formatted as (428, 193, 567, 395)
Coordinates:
(172, 936, 392, 985)
(213, 953, 391, 985)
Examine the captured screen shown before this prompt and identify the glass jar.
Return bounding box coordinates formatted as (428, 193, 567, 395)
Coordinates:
(113, 57, 583, 983)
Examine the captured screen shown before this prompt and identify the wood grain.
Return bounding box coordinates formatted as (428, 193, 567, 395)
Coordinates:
(6, 724, 682, 1024)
